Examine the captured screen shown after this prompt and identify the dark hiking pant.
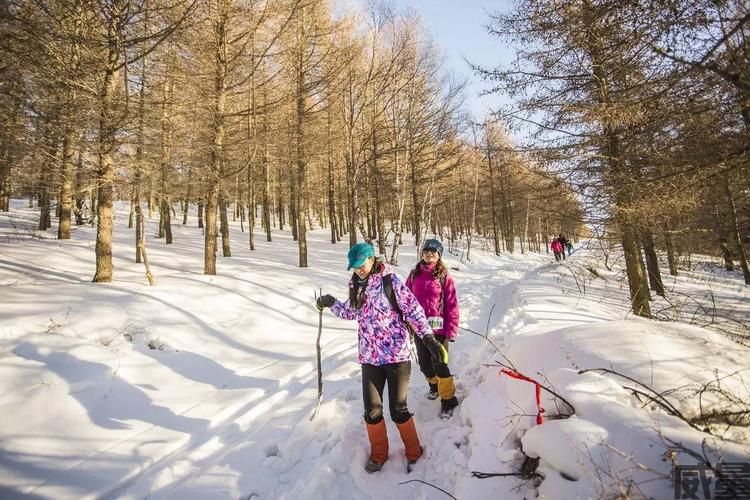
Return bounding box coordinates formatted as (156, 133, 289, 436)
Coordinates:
(362, 361, 412, 424)
(414, 334, 451, 380)
(415, 334, 458, 410)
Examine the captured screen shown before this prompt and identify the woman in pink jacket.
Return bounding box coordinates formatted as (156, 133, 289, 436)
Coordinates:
(406, 238, 460, 419)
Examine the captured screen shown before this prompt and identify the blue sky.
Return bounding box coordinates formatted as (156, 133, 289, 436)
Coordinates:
(389, 0, 515, 120)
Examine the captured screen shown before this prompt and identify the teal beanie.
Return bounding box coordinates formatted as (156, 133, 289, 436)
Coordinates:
(347, 242, 375, 270)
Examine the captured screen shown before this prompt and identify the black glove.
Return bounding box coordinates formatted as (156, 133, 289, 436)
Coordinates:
(316, 294, 336, 311)
(422, 334, 448, 365)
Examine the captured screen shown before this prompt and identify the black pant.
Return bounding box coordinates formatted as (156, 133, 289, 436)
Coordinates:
(414, 334, 451, 380)
(362, 361, 412, 424)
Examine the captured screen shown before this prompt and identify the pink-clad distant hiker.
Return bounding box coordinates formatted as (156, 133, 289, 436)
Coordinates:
(316, 242, 448, 473)
(406, 238, 460, 419)
(551, 237, 563, 261)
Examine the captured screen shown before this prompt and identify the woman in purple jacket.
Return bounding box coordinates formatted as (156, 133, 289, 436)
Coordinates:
(406, 238, 460, 419)
(316, 242, 447, 473)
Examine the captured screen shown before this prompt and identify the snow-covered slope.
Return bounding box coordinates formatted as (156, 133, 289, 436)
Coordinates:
(1, 201, 748, 499)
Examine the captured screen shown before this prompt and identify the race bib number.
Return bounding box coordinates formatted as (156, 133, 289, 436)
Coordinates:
(427, 316, 444, 331)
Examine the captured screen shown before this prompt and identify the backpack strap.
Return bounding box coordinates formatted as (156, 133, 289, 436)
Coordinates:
(383, 274, 404, 322)
(439, 275, 446, 314)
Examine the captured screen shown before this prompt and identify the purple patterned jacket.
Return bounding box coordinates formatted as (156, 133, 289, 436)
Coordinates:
(330, 262, 432, 366)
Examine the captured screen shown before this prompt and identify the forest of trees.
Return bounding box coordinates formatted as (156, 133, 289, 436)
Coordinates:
(477, 0, 750, 317)
(0, 1, 583, 274)
(1, 0, 748, 318)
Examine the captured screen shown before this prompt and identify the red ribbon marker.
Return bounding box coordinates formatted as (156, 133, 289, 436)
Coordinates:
(500, 368, 545, 425)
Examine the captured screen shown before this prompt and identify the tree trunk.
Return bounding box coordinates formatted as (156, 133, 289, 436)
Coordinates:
(410, 154, 421, 251)
(148, 173, 156, 217)
(295, 51, 308, 267)
(247, 158, 255, 251)
(289, 170, 298, 241)
(182, 166, 191, 225)
(233, 175, 239, 222)
(134, 181, 144, 263)
(219, 187, 231, 257)
(389, 112, 407, 265)
(713, 203, 734, 271)
(521, 197, 530, 254)
(158, 68, 174, 244)
(74, 151, 85, 225)
(57, 124, 75, 239)
(204, 182, 219, 274)
(0, 132, 13, 212)
(92, 0, 127, 283)
(724, 174, 750, 284)
(263, 139, 272, 242)
(641, 227, 665, 297)
(498, 157, 514, 253)
(327, 116, 336, 244)
(587, 33, 650, 315)
(137, 213, 155, 286)
(719, 241, 735, 271)
(277, 171, 285, 231)
(371, 125, 386, 254)
(38, 137, 54, 231)
(0, 154, 10, 212)
(621, 221, 651, 317)
(486, 133, 501, 255)
(664, 229, 677, 276)
(347, 159, 357, 247)
(205, 5, 228, 275)
(466, 153, 480, 261)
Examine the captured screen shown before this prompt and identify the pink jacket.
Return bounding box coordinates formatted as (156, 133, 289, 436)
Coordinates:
(405, 263, 459, 341)
(551, 239, 563, 253)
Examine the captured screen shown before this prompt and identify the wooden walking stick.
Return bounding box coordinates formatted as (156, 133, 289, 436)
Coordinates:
(310, 288, 324, 421)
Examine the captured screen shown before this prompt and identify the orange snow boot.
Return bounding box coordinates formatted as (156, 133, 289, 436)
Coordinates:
(396, 417, 423, 470)
(365, 420, 388, 473)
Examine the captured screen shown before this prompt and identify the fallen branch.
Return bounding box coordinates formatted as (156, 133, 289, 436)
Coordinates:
(398, 479, 457, 499)
(471, 471, 542, 479)
(459, 325, 516, 371)
(580, 367, 710, 435)
(472, 454, 543, 480)
(310, 288, 324, 421)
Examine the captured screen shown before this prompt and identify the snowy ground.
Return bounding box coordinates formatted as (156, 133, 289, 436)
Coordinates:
(1, 201, 748, 500)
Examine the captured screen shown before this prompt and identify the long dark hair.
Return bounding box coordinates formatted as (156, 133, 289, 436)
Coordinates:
(349, 258, 384, 309)
(412, 258, 447, 281)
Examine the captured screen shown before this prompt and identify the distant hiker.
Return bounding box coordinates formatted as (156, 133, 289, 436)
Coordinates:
(558, 234, 568, 260)
(566, 240, 573, 256)
(316, 242, 448, 473)
(405, 238, 459, 419)
(551, 238, 563, 262)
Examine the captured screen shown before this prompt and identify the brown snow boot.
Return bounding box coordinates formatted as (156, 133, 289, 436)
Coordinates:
(365, 420, 388, 473)
(396, 417, 423, 463)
